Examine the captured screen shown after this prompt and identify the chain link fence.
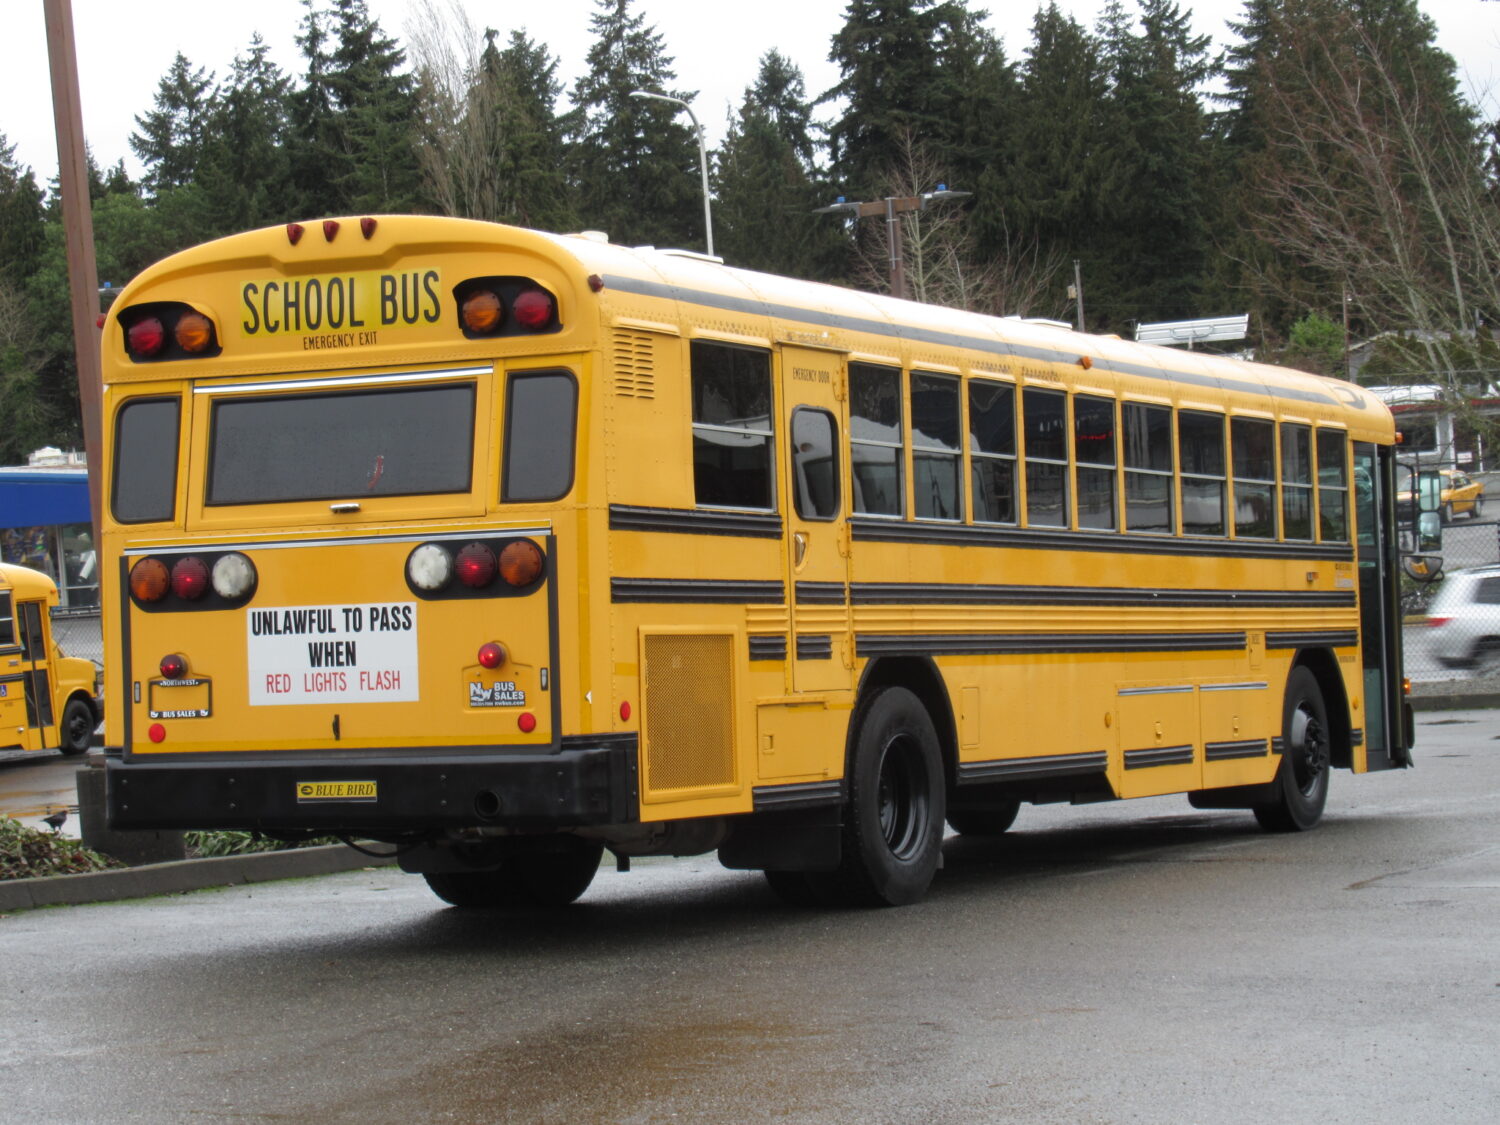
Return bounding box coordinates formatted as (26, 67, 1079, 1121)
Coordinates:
(1402, 484, 1500, 687)
(51, 609, 103, 670)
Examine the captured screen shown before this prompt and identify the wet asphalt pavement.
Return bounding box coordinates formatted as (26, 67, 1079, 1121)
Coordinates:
(1, 711, 1497, 1123)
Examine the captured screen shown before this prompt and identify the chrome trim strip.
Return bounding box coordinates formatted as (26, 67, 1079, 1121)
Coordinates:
(1117, 685, 1194, 696)
(1199, 681, 1270, 692)
(194, 365, 489, 395)
(123, 526, 551, 556)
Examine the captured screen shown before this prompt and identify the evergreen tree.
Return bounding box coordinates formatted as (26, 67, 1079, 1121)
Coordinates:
(487, 29, 574, 230)
(129, 53, 216, 195)
(713, 51, 843, 277)
(0, 136, 54, 462)
(565, 0, 701, 249)
(0, 134, 46, 289)
(290, 0, 420, 215)
(197, 34, 297, 234)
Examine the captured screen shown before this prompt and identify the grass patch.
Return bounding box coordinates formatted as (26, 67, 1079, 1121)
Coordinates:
(184, 830, 342, 858)
(0, 818, 124, 881)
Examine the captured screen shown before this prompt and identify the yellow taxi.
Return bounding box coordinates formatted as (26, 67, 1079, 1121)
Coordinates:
(1433, 468, 1485, 521)
(1, 563, 101, 756)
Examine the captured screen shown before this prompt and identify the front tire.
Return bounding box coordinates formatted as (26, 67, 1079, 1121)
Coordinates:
(1254, 666, 1331, 832)
(1470, 496, 1484, 520)
(831, 686, 946, 906)
(58, 697, 94, 757)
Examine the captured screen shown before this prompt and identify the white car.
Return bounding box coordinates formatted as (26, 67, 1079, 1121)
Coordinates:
(1426, 565, 1500, 674)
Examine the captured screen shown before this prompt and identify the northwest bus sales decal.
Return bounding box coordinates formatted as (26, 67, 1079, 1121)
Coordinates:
(239, 268, 441, 351)
(247, 603, 418, 706)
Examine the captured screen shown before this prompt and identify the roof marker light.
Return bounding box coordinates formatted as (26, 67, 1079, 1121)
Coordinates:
(361, 217, 377, 239)
(287, 222, 304, 245)
(323, 220, 340, 241)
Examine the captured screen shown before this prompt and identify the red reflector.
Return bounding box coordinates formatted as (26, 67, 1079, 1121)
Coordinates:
(148, 723, 167, 743)
(513, 289, 554, 330)
(517, 712, 537, 734)
(323, 219, 340, 241)
(620, 700, 631, 721)
(96, 314, 106, 329)
(360, 217, 377, 239)
(287, 222, 304, 245)
(127, 316, 166, 357)
(160, 653, 188, 678)
(130, 558, 170, 602)
(478, 642, 506, 669)
(1427, 616, 1451, 627)
(455, 542, 497, 588)
(171, 556, 211, 600)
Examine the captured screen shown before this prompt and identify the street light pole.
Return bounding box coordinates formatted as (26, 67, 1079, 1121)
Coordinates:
(629, 90, 714, 258)
(815, 187, 971, 301)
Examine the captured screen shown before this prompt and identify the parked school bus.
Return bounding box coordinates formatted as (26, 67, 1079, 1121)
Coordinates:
(1, 563, 100, 757)
(98, 216, 1412, 907)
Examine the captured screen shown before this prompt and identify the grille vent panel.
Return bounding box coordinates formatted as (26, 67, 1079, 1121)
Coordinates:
(612, 331, 656, 398)
(642, 633, 735, 793)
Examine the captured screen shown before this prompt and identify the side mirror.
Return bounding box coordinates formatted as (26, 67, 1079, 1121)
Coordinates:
(1417, 470, 1443, 513)
(1402, 554, 1444, 582)
(1417, 509, 1443, 553)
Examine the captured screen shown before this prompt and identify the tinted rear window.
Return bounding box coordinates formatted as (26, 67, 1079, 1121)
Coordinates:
(207, 383, 475, 505)
(112, 397, 181, 523)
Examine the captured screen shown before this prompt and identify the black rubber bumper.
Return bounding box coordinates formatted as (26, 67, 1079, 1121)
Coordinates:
(106, 738, 640, 832)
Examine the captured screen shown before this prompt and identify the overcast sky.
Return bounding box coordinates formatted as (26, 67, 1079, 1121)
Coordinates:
(5, 0, 1499, 187)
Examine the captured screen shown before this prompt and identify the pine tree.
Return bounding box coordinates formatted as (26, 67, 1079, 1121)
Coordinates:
(129, 53, 216, 195)
(713, 51, 843, 277)
(197, 34, 296, 234)
(0, 135, 54, 462)
(565, 0, 701, 249)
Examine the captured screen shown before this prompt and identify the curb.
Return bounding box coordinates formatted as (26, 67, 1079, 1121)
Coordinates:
(0, 843, 395, 914)
(1410, 691, 1500, 712)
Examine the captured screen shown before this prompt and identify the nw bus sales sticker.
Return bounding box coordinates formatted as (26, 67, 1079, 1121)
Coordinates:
(247, 603, 418, 706)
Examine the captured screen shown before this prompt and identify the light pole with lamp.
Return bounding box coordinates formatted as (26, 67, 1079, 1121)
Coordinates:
(629, 89, 714, 258)
(815, 186, 971, 300)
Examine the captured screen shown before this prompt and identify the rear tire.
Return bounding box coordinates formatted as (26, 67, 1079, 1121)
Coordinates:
(830, 686, 946, 906)
(946, 799, 1020, 837)
(423, 869, 514, 908)
(1254, 666, 1331, 832)
(58, 697, 94, 757)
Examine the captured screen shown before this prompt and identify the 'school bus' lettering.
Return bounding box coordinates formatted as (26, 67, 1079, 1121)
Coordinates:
(99, 215, 1413, 914)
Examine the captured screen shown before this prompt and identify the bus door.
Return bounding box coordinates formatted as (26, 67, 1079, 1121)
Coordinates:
(0, 590, 27, 748)
(1355, 442, 1412, 768)
(9, 597, 56, 751)
(778, 345, 852, 694)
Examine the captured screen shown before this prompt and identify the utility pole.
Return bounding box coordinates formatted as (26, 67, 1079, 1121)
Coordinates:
(816, 187, 971, 301)
(1072, 260, 1085, 332)
(44, 0, 102, 531)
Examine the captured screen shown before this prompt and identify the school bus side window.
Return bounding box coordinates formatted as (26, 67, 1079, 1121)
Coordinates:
(690, 341, 774, 510)
(1179, 410, 1227, 536)
(1317, 429, 1350, 541)
(849, 363, 904, 517)
(968, 379, 1016, 525)
(1122, 402, 1173, 533)
(503, 371, 577, 502)
(1231, 417, 1276, 538)
(1074, 394, 1117, 531)
(911, 372, 961, 521)
(1023, 388, 1068, 528)
(0, 592, 12, 648)
(790, 408, 840, 519)
(1281, 422, 1314, 540)
(112, 397, 180, 523)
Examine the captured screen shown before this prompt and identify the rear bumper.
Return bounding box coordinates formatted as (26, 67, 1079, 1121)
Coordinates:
(106, 737, 640, 833)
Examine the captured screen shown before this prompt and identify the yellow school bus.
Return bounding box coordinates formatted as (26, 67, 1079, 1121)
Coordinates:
(1, 563, 100, 757)
(99, 216, 1411, 907)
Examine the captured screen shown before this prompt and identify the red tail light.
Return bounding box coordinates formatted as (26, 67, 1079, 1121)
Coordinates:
(170, 556, 211, 600)
(159, 653, 188, 678)
(513, 290, 555, 330)
(1426, 616, 1451, 627)
(455, 543, 497, 588)
(477, 642, 506, 669)
(127, 316, 166, 357)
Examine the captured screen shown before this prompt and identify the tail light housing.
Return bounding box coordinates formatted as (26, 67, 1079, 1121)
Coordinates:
(120, 302, 222, 362)
(129, 551, 257, 610)
(454, 277, 559, 338)
(405, 538, 546, 599)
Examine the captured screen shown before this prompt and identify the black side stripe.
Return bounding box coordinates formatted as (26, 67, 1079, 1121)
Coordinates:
(753, 780, 844, 811)
(609, 504, 782, 539)
(1124, 745, 1195, 770)
(611, 578, 784, 604)
(1205, 739, 1270, 762)
(795, 581, 847, 604)
(795, 635, 833, 660)
(850, 581, 1354, 609)
(850, 518, 1354, 562)
(857, 632, 1246, 658)
(957, 751, 1109, 784)
(1266, 630, 1359, 650)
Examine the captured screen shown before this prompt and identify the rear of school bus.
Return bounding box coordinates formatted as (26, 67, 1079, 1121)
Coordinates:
(100, 217, 640, 900)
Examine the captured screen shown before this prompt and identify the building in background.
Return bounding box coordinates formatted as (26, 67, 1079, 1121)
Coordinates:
(0, 448, 96, 609)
